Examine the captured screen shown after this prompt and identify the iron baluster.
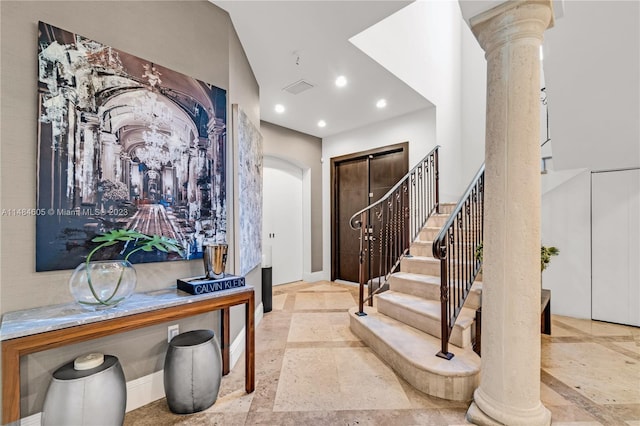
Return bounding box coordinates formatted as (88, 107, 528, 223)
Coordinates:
(433, 164, 485, 359)
(356, 212, 367, 316)
(349, 146, 441, 316)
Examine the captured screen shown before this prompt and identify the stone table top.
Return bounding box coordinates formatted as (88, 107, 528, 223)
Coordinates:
(0, 285, 254, 341)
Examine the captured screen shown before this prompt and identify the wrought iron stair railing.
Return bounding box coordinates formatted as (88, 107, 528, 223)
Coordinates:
(432, 164, 484, 359)
(349, 146, 440, 316)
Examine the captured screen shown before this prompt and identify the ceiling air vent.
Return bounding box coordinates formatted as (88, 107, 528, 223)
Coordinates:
(283, 79, 315, 95)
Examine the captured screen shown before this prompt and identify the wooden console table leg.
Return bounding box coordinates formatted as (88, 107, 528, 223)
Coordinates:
(2, 341, 22, 424)
(245, 293, 255, 393)
(221, 307, 230, 375)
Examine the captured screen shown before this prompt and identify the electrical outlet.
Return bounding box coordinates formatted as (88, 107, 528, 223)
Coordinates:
(167, 324, 179, 342)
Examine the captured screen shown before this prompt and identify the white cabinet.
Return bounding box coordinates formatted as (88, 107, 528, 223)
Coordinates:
(592, 169, 640, 326)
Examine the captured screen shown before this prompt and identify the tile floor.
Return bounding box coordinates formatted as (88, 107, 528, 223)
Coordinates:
(125, 281, 640, 425)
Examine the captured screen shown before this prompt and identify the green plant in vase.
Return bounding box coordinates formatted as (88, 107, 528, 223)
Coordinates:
(69, 229, 184, 309)
(540, 245, 560, 271)
(474, 243, 559, 272)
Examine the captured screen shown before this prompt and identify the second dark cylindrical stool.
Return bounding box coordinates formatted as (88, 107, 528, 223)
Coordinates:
(164, 329, 222, 414)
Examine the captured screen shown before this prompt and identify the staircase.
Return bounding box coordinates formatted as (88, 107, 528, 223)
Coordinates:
(347, 148, 484, 402)
(349, 205, 482, 402)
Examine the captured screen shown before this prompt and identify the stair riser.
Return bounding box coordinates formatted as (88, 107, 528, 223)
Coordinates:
(401, 258, 483, 280)
(420, 230, 481, 243)
(420, 228, 441, 241)
(464, 291, 481, 310)
(389, 275, 441, 300)
(437, 204, 457, 214)
(349, 313, 478, 402)
(389, 276, 482, 310)
(409, 243, 434, 257)
(377, 297, 472, 348)
(426, 215, 449, 227)
(410, 242, 481, 258)
(401, 258, 441, 275)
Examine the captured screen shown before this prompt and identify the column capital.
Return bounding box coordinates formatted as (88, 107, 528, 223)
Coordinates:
(470, 0, 554, 57)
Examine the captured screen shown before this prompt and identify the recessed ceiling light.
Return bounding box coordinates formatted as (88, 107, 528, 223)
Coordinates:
(275, 104, 285, 113)
(335, 76, 347, 88)
(317, 120, 327, 128)
(376, 99, 387, 109)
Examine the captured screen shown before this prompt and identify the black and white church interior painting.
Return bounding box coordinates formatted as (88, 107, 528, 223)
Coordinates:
(36, 22, 227, 271)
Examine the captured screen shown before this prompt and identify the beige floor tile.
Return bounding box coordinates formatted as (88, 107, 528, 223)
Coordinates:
(613, 341, 640, 354)
(301, 282, 350, 292)
(294, 291, 355, 310)
(273, 347, 411, 412)
(546, 405, 601, 423)
(438, 407, 474, 425)
(204, 388, 254, 413)
(287, 312, 359, 342)
(542, 340, 640, 407)
(542, 342, 636, 369)
(127, 282, 639, 425)
(541, 382, 573, 406)
(271, 293, 287, 311)
(550, 321, 585, 337)
(336, 408, 448, 425)
(554, 316, 640, 337)
(545, 362, 640, 405)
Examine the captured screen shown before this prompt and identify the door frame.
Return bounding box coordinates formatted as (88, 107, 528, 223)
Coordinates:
(330, 142, 409, 281)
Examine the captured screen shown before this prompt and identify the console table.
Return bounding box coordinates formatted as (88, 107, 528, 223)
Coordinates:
(0, 285, 255, 424)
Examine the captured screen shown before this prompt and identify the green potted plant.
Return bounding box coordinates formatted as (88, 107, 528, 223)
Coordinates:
(540, 245, 560, 271)
(69, 229, 183, 309)
(474, 243, 559, 271)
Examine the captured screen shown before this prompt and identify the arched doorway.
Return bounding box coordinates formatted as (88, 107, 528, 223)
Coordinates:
(263, 157, 303, 285)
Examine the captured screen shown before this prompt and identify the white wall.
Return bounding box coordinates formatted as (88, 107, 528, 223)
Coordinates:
(0, 1, 259, 417)
(540, 1, 640, 320)
(543, 0, 640, 172)
(460, 18, 487, 182)
(541, 169, 592, 319)
(321, 107, 437, 280)
(261, 122, 323, 274)
(350, 0, 466, 201)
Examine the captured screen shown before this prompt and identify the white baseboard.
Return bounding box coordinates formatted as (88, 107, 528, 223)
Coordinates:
(125, 369, 165, 412)
(334, 279, 359, 286)
(20, 413, 41, 426)
(229, 302, 263, 370)
(255, 301, 264, 328)
(303, 271, 329, 282)
(20, 303, 265, 423)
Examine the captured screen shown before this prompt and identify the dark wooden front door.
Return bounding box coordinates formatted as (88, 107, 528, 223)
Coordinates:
(331, 143, 408, 283)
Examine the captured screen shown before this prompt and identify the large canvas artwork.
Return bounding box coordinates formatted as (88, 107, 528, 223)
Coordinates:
(36, 22, 227, 271)
(234, 105, 263, 276)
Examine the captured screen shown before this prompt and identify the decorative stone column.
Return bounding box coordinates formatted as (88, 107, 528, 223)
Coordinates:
(466, 1, 554, 425)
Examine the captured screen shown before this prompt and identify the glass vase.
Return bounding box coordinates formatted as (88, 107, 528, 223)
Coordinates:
(69, 260, 137, 309)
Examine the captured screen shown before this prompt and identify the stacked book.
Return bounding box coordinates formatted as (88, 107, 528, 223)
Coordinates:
(177, 275, 245, 295)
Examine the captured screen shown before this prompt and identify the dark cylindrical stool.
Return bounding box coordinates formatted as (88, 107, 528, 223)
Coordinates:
(164, 329, 222, 414)
(42, 353, 126, 426)
(262, 266, 273, 313)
